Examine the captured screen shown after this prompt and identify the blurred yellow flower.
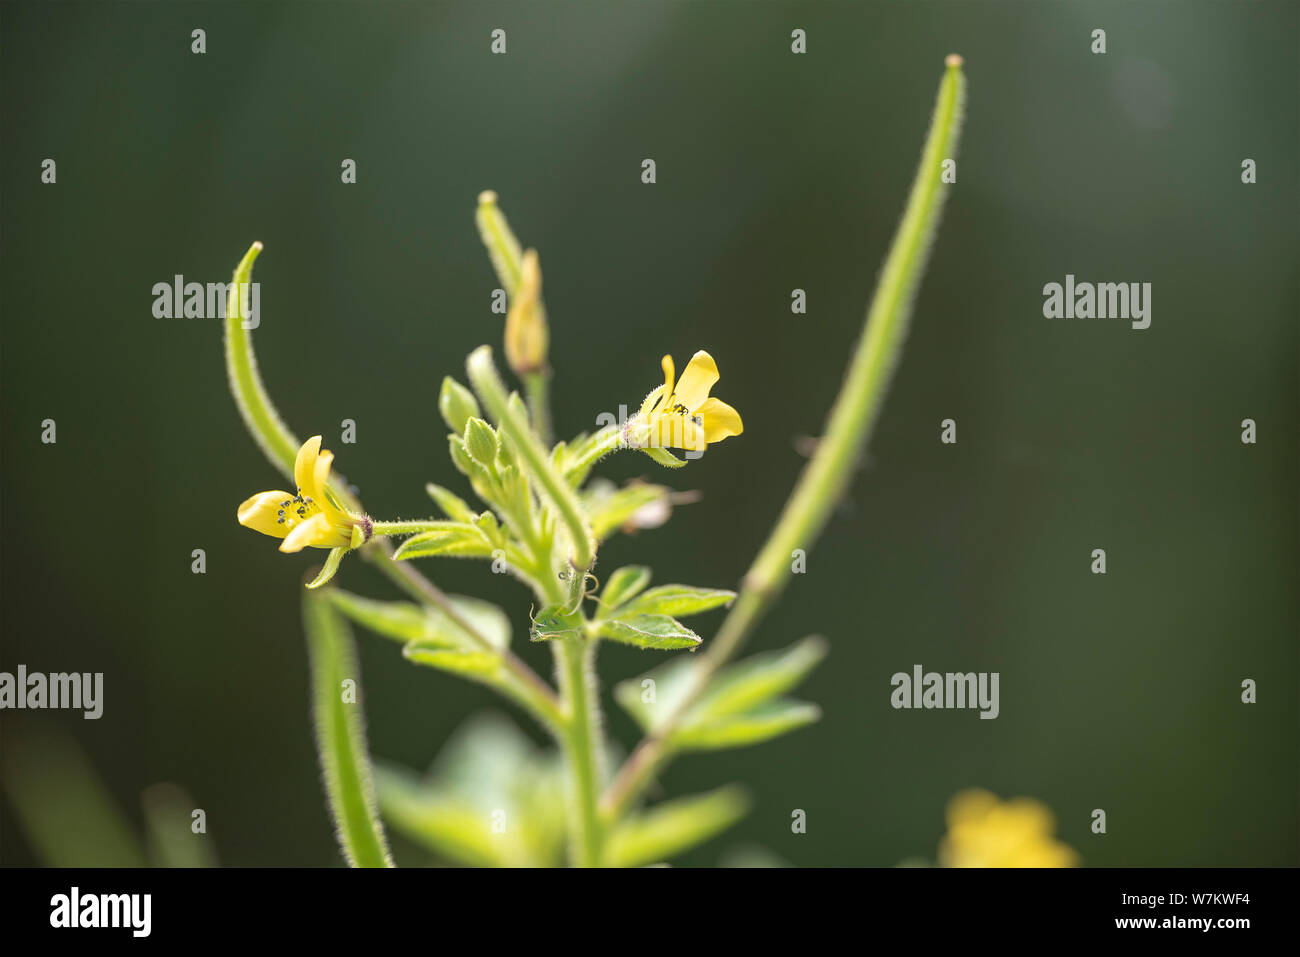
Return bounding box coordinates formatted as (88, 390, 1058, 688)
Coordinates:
(938, 789, 1079, 868)
(634, 350, 743, 452)
(237, 436, 369, 553)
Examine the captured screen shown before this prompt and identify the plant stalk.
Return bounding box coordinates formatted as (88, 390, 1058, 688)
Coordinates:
(601, 56, 967, 820)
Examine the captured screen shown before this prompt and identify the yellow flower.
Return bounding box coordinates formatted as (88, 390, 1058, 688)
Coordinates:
(938, 789, 1079, 868)
(632, 350, 743, 452)
(237, 436, 370, 553)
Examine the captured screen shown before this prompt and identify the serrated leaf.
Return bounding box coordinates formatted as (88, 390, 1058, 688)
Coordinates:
(694, 635, 828, 719)
(302, 591, 393, 867)
(392, 524, 493, 560)
(607, 786, 749, 868)
(673, 700, 821, 751)
(596, 614, 701, 651)
(402, 644, 502, 678)
(598, 565, 653, 614)
(425, 483, 477, 523)
(617, 584, 735, 619)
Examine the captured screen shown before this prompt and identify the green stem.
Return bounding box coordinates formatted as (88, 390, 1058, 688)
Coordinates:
(361, 545, 564, 734)
(601, 56, 967, 821)
(523, 370, 554, 448)
(557, 637, 604, 866)
(466, 346, 596, 571)
(371, 520, 462, 537)
(564, 424, 623, 484)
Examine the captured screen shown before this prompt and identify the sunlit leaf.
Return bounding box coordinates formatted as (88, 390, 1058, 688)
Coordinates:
(597, 565, 653, 614)
(607, 786, 749, 867)
(392, 524, 493, 560)
(694, 635, 827, 718)
(617, 584, 735, 619)
(673, 700, 821, 751)
(596, 614, 702, 651)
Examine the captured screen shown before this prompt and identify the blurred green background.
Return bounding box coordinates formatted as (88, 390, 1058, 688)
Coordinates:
(2, 1, 1295, 867)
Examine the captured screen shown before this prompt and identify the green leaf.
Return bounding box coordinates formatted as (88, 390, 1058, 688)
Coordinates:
(596, 614, 702, 651)
(425, 482, 477, 523)
(529, 604, 584, 642)
(375, 713, 567, 867)
(327, 590, 436, 644)
(607, 786, 749, 867)
(392, 524, 493, 560)
(374, 765, 505, 867)
(302, 591, 393, 867)
(583, 479, 673, 540)
(614, 636, 827, 741)
(598, 565, 653, 614)
(673, 700, 822, 751)
(614, 656, 701, 731)
(617, 584, 735, 619)
(305, 547, 347, 589)
(402, 644, 502, 678)
(433, 595, 512, 650)
(641, 445, 686, 469)
(695, 635, 828, 718)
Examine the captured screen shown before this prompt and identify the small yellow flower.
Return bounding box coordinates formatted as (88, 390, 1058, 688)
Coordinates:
(938, 789, 1079, 868)
(631, 350, 743, 452)
(237, 436, 370, 553)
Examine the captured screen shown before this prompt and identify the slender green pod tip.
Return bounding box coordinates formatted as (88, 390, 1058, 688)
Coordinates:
(476, 190, 523, 296)
(744, 53, 965, 599)
(601, 58, 968, 820)
(225, 242, 300, 480)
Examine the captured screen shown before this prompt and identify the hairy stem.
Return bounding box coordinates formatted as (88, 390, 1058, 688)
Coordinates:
(467, 346, 596, 571)
(602, 56, 967, 819)
(556, 637, 604, 866)
(360, 544, 564, 733)
(523, 370, 553, 448)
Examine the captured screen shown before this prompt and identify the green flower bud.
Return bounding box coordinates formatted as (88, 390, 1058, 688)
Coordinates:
(464, 417, 500, 469)
(439, 376, 480, 435)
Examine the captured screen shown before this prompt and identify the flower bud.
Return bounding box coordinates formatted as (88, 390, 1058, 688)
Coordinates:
(439, 376, 480, 434)
(504, 249, 549, 375)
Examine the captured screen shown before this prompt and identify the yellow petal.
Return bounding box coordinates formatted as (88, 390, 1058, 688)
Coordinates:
(697, 396, 743, 443)
(280, 512, 346, 553)
(660, 354, 675, 398)
(294, 436, 323, 495)
(237, 490, 293, 538)
(310, 449, 334, 506)
(637, 383, 668, 418)
(651, 413, 706, 452)
(673, 350, 719, 412)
